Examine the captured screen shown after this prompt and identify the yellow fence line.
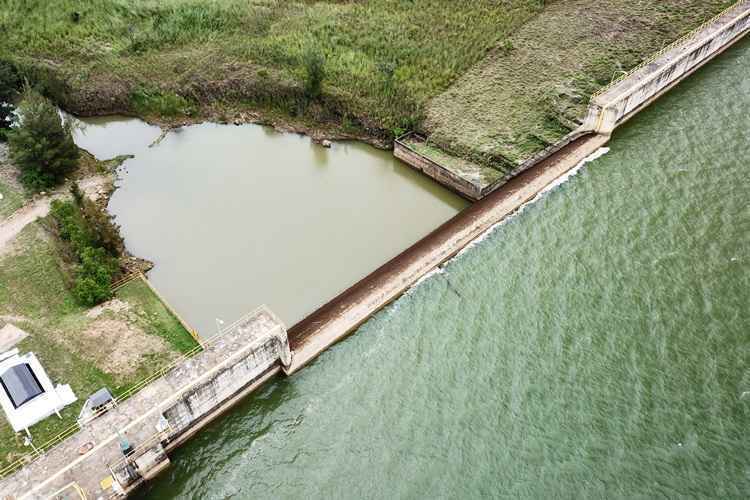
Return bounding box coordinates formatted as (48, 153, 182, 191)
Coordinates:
(110, 272, 142, 292)
(591, 0, 747, 101)
(110, 272, 202, 345)
(0, 283, 226, 479)
(136, 273, 203, 346)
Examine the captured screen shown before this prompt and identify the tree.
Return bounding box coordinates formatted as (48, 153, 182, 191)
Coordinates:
(50, 197, 123, 306)
(50, 198, 94, 254)
(76, 191, 125, 257)
(302, 49, 326, 101)
(8, 89, 79, 190)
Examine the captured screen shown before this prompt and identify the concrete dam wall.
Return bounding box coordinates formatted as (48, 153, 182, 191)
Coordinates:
(4, 3, 750, 499)
(161, 325, 291, 440)
(583, 1, 750, 134)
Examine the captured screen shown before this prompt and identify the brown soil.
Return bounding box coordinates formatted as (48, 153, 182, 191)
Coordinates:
(40, 57, 388, 150)
(85, 298, 130, 319)
(73, 104, 391, 151)
(65, 317, 175, 377)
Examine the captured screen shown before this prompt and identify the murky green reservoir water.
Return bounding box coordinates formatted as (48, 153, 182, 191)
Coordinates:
(74, 120, 465, 334)
(130, 41, 749, 498)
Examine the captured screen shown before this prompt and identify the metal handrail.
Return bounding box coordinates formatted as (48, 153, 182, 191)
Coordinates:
(0, 305, 256, 479)
(591, 0, 747, 101)
(107, 427, 172, 473)
(110, 272, 143, 292)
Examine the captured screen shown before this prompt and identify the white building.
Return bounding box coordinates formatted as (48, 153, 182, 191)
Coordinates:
(0, 349, 76, 433)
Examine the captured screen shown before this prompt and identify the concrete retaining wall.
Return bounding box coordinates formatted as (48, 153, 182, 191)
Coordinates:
(162, 329, 290, 436)
(583, 1, 750, 133)
(113, 309, 292, 494)
(394, 137, 484, 200)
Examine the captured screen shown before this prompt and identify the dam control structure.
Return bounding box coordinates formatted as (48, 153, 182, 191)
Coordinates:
(0, 306, 291, 499)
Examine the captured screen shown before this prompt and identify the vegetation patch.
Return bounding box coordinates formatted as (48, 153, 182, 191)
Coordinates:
(0, 1, 738, 163)
(129, 86, 196, 118)
(0, 155, 24, 220)
(7, 90, 79, 191)
(0, 178, 23, 220)
(0, 223, 196, 469)
(48, 184, 125, 306)
(423, 0, 736, 170)
(0, 0, 546, 138)
(404, 136, 505, 187)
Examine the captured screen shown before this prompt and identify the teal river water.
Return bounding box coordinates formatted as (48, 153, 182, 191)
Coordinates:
(136, 40, 749, 498)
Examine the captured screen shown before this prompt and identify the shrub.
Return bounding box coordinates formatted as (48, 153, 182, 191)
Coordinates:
(50, 195, 125, 306)
(8, 89, 79, 190)
(50, 199, 94, 255)
(302, 49, 325, 102)
(130, 87, 194, 117)
(73, 247, 117, 306)
(74, 186, 125, 257)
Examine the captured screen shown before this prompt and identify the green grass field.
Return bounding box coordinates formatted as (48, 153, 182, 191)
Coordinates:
(0, 179, 23, 220)
(424, 0, 736, 169)
(0, 146, 26, 219)
(0, 222, 196, 469)
(1, 0, 736, 167)
(0, 0, 545, 136)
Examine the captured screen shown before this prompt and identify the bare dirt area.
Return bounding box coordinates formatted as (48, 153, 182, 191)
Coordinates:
(85, 298, 131, 319)
(64, 316, 176, 377)
(0, 175, 110, 256)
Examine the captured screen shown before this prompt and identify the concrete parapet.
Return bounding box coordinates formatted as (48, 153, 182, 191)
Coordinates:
(394, 134, 503, 201)
(395, 130, 589, 201)
(584, 0, 750, 133)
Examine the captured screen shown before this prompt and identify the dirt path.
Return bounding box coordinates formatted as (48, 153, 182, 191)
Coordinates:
(0, 176, 109, 255)
(286, 133, 610, 373)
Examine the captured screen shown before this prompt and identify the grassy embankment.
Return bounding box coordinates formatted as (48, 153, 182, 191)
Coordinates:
(423, 0, 737, 174)
(0, 144, 195, 468)
(0, 0, 547, 142)
(0, 221, 196, 468)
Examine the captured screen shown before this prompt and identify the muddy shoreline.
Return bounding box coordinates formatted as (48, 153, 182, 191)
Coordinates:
(63, 103, 392, 151)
